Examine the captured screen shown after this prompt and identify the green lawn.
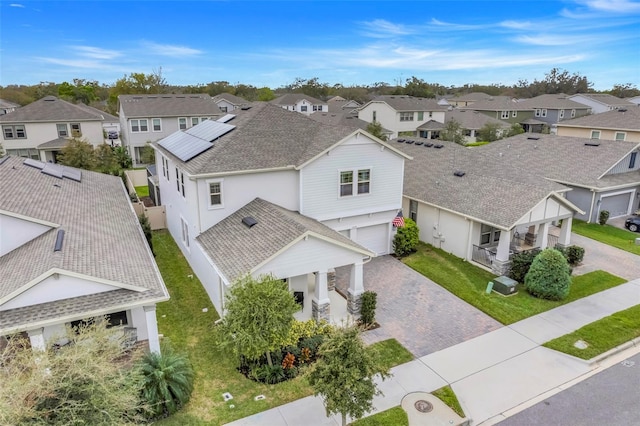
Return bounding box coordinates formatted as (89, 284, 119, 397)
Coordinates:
(572, 219, 640, 256)
(402, 243, 626, 324)
(432, 386, 465, 417)
(544, 304, 640, 360)
(135, 185, 149, 198)
(351, 407, 409, 426)
(152, 230, 412, 425)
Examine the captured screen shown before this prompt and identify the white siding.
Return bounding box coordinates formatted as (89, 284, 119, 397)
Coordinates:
(0, 214, 52, 256)
(358, 102, 446, 139)
(514, 197, 574, 226)
(2, 121, 104, 152)
(189, 241, 226, 315)
(352, 223, 389, 255)
(301, 133, 404, 220)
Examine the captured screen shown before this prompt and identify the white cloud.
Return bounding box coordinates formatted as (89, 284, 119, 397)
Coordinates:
(9, 3, 25, 8)
(499, 20, 532, 29)
(37, 57, 104, 69)
(358, 19, 415, 38)
(72, 46, 122, 60)
(514, 34, 593, 46)
(582, 0, 640, 13)
(142, 42, 203, 57)
(429, 18, 486, 31)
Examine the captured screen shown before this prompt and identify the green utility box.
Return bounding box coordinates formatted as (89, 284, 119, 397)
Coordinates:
(492, 275, 518, 296)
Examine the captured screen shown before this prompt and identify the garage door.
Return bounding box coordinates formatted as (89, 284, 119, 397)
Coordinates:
(354, 224, 389, 255)
(600, 192, 632, 218)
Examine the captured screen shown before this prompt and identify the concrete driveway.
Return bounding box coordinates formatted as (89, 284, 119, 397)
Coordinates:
(570, 232, 640, 281)
(335, 256, 502, 358)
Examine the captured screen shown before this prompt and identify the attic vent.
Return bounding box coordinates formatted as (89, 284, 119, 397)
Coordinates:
(584, 142, 600, 147)
(242, 216, 258, 228)
(54, 229, 65, 252)
(397, 138, 405, 143)
(618, 108, 627, 112)
(240, 106, 252, 110)
(415, 141, 424, 146)
(406, 140, 415, 144)
(454, 171, 466, 177)
(425, 143, 434, 147)
(527, 136, 540, 140)
(433, 144, 444, 149)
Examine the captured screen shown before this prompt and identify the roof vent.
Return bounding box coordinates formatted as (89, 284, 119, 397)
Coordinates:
(453, 171, 466, 177)
(406, 140, 415, 144)
(54, 229, 65, 252)
(527, 136, 540, 140)
(425, 143, 434, 147)
(584, 142, 600, 147)
(240, 106, 252, 110)
(618, 108, 627, 112)
(242, 216, 258, 228)
(433, 144, 444, 149)
(415, 141, 424, 146)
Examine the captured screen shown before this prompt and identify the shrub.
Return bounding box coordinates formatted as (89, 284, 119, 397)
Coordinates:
(139, 215, 154, 255)
(508, 249, 540, 283)
(564, 245, 585, 266)
(599, 210, 610, 225)
(283, 319, 333, 347)
(524, 248, 571, 300)
(359, 291, 377, 327)
(139, 341, 195, 419)
(300, 335, 325, 359)
(393, 217, 419, 257)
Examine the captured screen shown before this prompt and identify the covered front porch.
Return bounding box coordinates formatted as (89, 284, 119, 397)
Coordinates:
(290, 271, 351, 325)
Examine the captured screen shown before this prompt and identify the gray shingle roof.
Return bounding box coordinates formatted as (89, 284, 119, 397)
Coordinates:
(118, 94, 223, 118)
(449, 92, 494, 102)
(0, 99, 21, 109)
(154, 103, 365, 176)
(461, 96, 530, 112)
(0, 157, 169, 333)
(308, 110, 372, 132)
(212, 93, 249, 106)
(37, 138, 68, 149)
(570, 93, 635, 108)
(370, 95, 446, 112)
(270, 93, 325, 106)
(196, 198, 373, 282)
(556, 106, 640, 131)
(0, 96, 107, 123)
(516, 94, 591, 110)
(444, 110, 510, 130)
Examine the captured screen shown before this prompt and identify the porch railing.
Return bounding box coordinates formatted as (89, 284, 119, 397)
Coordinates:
(472, 245, 495, 268)
(546, 233, 559, 249)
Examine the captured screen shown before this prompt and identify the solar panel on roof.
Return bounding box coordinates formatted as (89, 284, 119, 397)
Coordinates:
(185, 120, 235, 141)
(24, 158, 45, 169)
(62, 168, 82, 182)
(217, 114, 236, 123)
(159, 120, 235, 162)
(42, 163, 64, 179)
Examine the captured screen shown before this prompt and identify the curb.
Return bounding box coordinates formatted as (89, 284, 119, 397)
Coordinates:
(589, 336, 640, 366)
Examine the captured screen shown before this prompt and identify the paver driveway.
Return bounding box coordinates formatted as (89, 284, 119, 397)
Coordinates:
(335, 255, 502, 358)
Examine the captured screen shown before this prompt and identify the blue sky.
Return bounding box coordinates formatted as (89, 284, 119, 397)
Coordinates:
(1, 0, 639, 90)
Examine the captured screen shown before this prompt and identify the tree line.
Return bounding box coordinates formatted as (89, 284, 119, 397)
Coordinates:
(1, 68, 638, 115)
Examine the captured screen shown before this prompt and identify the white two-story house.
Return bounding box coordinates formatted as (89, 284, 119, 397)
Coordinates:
(152, 103, 410, 322)
(118, 94, 223, 165)
(270, 94, 328, 115)
(357, 95, 448, 139)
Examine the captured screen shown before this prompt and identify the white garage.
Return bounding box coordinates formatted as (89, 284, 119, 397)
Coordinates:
(600, 191, 634, 218)
(353, 223, 390, 255)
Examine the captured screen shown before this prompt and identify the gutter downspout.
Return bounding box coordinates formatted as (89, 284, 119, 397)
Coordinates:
(588, 189, 596, 224)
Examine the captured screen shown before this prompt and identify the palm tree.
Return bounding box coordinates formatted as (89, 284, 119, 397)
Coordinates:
(139, 341, 195, 418)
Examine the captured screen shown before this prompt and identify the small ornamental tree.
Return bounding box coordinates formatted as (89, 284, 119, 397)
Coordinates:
(139, 215, 154, 255)
(476, 122, 501, 142)
(57, 138, 97, 170)
(598, 210, 610, 225)
(95, 143, 120, 174)
(366, 121, 388, 141)
(359, 291, 377, 327)
(440, 118, 465, 145)
(140, 142, 156, 164)
(308, 326, 390, 426)
(393, 217, 419, 256)
(524, 248, 571, 300)
(218, 274, 299, 367)
(508, 249, 540, 283)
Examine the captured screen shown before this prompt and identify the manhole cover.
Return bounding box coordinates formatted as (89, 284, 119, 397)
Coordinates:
(414, 400, 433, 413)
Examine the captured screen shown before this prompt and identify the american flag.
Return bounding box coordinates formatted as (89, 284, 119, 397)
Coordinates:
(392, 211, 405, 227)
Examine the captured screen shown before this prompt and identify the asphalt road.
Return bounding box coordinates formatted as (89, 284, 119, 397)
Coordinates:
(497, 352, 640, 426)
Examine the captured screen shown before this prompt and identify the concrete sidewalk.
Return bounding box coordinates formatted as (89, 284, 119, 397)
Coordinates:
(226, 278, 640, 426)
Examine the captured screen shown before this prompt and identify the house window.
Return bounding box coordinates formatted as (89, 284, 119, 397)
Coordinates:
(615, 132, 626, 141)
(428, 112, 433, 118)
(178, 117, 187, 130)
(630, 152, 637, 169)
(357, 169, 370, 194)
(339, 169, 371, 197)
(6, 148, 39, 159)
(70, 311, 128, 331)
(56, 123, 69, 137)
(400, 112, 414, 121)
(208, 181, 223, 207)
(590, 130, 601, 139)
(500, 111, 509, 119)
(480, 224, 501, 245)
(559, 109, 565, 119)
(2, 124, 26, 139)
(534, 109, 547, 117)
(409, 199, 418, 222)
(372, 111, 377, 122)
(175, 167, 180, 192)
(180, 173, 185, 197)
(180, 217, 189, 248)
(512, 111, 517, 118)
(571, 109, 576, 118)
(313, 105, 322, 111)
(175, 168, 185, 197)
(340, 171, 353, 197)
(70, 123, 82, 137)
(161, 155, 166, 179)
(131, 119, 148, 133)
(191, 117, 199, 127)
(152, 118, 162, 132)
(417, 111, 424, 121)
(301, 106, 308, 112)
(220, 106, 228, 112)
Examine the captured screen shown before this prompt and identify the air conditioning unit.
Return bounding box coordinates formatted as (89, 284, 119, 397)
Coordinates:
(492, 275, 518, 296)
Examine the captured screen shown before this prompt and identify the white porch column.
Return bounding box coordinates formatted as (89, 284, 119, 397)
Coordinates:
(348, 262, 365, 315)
(491, 231, 512, 276)
(536, 222, 550, 248)
(312, 271, 330, 322)
(143, 305, 161, 354)
(558, 217, 572, 247)
(27, 328, 46, 352)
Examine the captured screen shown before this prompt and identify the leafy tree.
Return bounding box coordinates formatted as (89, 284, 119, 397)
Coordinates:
(257, 87, 276, 101)
(524, 248, 571, 300)
(140, 143, 156, 164)
(440, 118, 465, 145)
(393, 217, 419, 256)
(218, 275, 299, 366)
(505, 122, 525, 137)
(308, 326, 390, 426)
(0, 320, 148, 425)
(359, 291, 377, 327)
(108, 68, 167, 113)
(0, 141, 4, 157)
(114, 145, 133, 169)
(139, 215, 154, 255)
(57, 138, 97, 170)
(476, 122, 502, 142)
(139, 340, 194, 419)
(94, 143, 119, 174)
(608, 83, 640, 98)
(366, 121, 388, 141)
(508, 249, 540, 283)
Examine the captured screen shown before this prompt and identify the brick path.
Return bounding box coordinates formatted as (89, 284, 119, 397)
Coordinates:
(335, 255, 502, 358)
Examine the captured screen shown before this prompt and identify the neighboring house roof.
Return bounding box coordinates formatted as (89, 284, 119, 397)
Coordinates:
(327, 99, 361, 113)
(270, 93, 325, 106)
(444, 110, 511, 130)
(0, 99, 20, 109)
(0, 96, 107, 123)
(74, 103, 120, 122)
(118, 94, 222, 118)
(0, 156, 169, 333)
(37, 138, 68, 149)
(461, 96, 530, 112)
(569, 93, 634, 109)
(196, 198, 374, 282)
(555, 106, 640, 131)
(366, 95, 446, 112)
(516, 94, 590, 110)
(449, 92, 494, 103)
(308, 110, 372, 132)
(212, 93, 249, 106)
(153, 103, 409, 176)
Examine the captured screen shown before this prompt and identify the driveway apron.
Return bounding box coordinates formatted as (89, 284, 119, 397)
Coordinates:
(570, 232, 640, 281)
(335, 255, 502, 358)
